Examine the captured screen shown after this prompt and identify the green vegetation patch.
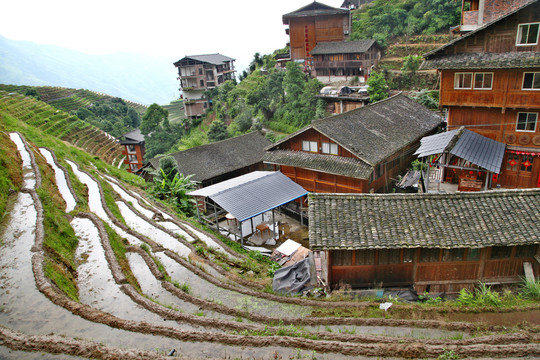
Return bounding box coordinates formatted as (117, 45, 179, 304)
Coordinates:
(44, 258, 79, 302)
(0, 117, 23, 221)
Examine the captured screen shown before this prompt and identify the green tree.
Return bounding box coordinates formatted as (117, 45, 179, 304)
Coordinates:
(207, 119, 228, 142)
(158, 156, 178, 179)
(149, 167, 198, 216)
(401, 55, 422, 89)
(367, 71, 389, 103)
(284, 62, 306, 102)
(24, 88, 41, 100)
(140, 103, 169, 135)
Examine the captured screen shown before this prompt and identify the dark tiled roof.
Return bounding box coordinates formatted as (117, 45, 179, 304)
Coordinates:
(119, 128, 144, 142)
(174, 53, 235, 66)
(310, 40, 378, 55)
(421, 51, 540, 70)
(315, 94, 442, 165)
(309, 189, 540, 250)
(268, 94, 441, 168)
(283, 1, 349, 23)
(263, 150, 373, 179)
(149, 131, 271, 182)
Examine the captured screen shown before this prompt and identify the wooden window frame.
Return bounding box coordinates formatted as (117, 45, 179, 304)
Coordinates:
(454, 72, 473, 89)
(321, 142, 338, 155)
(516, 112, 538, 132)
(522, 72, 540, 91)
(302, 140, 318, 153)
(516, 22, 540, 46)
(473, 72, 493, 90)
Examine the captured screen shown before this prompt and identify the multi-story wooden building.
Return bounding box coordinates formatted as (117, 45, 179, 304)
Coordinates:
(282, 2, 350, 61)
(457, 0, 533, 33)
(119, 129, 145, 173)
(310, 39, 382, 83)
(264, 94, 441, 194)
(422, 0, 540, 189)
(173, 54, 236, 119)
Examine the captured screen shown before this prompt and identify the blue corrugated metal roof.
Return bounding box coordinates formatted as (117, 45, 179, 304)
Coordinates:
(189, 171, 308, 222)
(450, 130, 506, 174)
(414, 129, 459, 157)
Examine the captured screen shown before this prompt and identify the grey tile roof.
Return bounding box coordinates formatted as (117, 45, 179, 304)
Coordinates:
(149, 131, 271, 182)
(174, 53, 235, 66)
(309, 189, 540, 250)
(263, 150, 373, 179)
(119, 128, 145, 142)
(283, 1, 349, 22)
(414, 129, 460, 158)
(310, 40, 378, 55)
(267, 95, 442, 170)
(421, 51, 540, 70)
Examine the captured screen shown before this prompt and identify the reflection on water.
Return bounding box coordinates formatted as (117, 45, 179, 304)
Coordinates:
(39, 148, 76, 212)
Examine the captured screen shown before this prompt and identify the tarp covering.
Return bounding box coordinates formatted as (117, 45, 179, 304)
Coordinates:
(272, 258, 312, 295)
(189, 171, 308, 222)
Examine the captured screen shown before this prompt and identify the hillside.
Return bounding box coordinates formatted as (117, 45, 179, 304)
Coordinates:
(0, 34, 179, 105)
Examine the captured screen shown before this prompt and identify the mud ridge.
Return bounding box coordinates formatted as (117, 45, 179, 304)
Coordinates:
(0, 326, 174, 360)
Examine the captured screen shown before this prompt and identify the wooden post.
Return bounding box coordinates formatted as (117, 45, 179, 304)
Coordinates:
(484, 171, 490, 190)
(239, 221, 244, 246)
(272, 208, 276, 240)
(478, 247, 487, 282)
(214, 203, 219, 233)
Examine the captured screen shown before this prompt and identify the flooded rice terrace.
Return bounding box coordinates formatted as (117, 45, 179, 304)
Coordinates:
(1, 132, 538, 359)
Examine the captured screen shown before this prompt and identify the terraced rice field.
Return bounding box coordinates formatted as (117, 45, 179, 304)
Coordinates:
(0, 95, 539, 359)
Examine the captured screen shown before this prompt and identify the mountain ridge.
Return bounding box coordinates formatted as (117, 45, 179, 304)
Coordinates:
(0, 34, 179, 105)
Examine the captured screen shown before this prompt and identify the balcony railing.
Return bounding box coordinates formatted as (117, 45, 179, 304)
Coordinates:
(313, 60, 370, 69)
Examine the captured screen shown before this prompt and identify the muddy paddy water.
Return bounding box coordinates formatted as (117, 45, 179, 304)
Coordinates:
(9, 133, 35, 189)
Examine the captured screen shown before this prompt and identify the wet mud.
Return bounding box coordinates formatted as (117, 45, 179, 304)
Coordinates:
(2, 136, 540, 359)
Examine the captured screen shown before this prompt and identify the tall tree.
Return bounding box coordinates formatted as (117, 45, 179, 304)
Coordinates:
(367, 71, 389, 103)
(140, 103, 169, 135)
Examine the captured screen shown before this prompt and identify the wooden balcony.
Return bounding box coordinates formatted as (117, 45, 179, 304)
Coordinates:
(313, 60, 370, 69)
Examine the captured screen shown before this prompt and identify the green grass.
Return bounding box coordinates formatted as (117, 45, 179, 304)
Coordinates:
(0, 119, 23, 221)
(44, 258, 79, 301)
(105, 222, 141, 292)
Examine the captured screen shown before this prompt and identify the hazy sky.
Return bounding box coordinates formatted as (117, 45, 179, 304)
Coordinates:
(1, 0, 344, 72)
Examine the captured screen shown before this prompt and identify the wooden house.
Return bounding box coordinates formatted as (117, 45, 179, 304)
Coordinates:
(263, 94, 442, 194)
(173, 54, 236, 119)
(148, 131, 271, 188)
(282, 2, 351, 61)
(422, 0, 540, 189)
(310, 40, 382, 83)
(309, 189, 540, 293)
(118, 129, 145, 173)
(456, 0, 534, 34)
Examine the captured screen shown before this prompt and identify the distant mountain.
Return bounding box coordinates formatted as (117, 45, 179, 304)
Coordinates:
(0, 34, 179, 105)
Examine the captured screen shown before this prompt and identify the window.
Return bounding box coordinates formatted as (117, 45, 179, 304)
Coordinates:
(302, 140, 317, 152)
(466, 248, 480, 261)
(403, 249, 414, 263)
(490, 246, 512, 259)
(516, 112, 537, 132)
(130, 164, 139, 172)
(515, 245, 537, 258)
(454, 73, 472, 89)
(199, 79, 205, 87)
(198, 68, 203, 75)
(420, 248, 440, 262)
(522, 72, 540, 90)
(474, 73, 493, 89)
(127, 145, 136, 154)
(442, 249, 465, 261)
(520, 155, 534, 172)
(128, 155, 138, 163)
(506, 153, 519, 171)
(321, 142, 338, 155)
(517, 23, 540, 45)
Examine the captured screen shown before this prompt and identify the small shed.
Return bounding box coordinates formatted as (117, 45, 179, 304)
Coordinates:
(415, 127, 506, 192)
(189, 171, 308, 244)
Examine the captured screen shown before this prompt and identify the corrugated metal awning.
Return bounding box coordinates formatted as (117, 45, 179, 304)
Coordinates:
(450, 130, 506, 174)
(189, 171, 308, 222)
(414, 129, 458, 157)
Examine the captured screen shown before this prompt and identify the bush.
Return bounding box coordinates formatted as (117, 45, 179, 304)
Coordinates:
(457, 283, 501, 307)
(520, 278, 540, 300)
